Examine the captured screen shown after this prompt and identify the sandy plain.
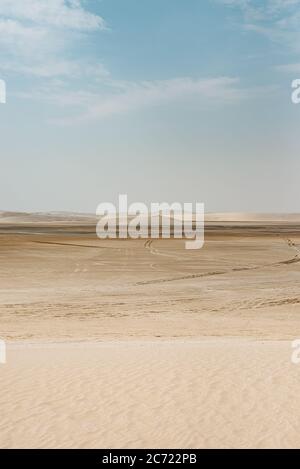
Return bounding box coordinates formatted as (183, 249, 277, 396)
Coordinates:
(0, 213, 300, 448)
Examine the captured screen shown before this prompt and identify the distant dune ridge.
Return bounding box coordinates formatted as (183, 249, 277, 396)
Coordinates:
(205, 213, 300, 222)
(0, 211, 97, 224)
(1, 210, 300, 224)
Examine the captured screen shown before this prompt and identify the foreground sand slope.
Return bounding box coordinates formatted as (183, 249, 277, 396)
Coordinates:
(1, 341, 299, 449)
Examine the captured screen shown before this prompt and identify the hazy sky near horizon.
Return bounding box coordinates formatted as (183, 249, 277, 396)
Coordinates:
(0, 0, 300, 213)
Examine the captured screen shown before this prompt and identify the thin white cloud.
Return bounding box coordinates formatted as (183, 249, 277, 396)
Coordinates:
(15, 76, 242, 124)
(0, 0, 105, 31)
(0, 59, 110, 79)
(0, 0, 280, 124)
(78, 77, 243, 122)
(0, 18, 46, 44)
(216, 0, 300, 50)
(0, 0, 107, 79)
(18, 76, 277, 125)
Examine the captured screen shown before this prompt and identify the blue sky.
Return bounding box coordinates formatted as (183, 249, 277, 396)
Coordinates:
(0, 0, 299, 212)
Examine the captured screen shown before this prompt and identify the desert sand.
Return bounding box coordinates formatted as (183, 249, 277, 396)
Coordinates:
(1, 213, 300, 448)
(1, 340, 300, 449)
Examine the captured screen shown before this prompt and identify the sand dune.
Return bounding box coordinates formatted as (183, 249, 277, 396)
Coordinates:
(2, 210, 300, 225)
(1, 218, 300, 448)
(0, 211, 97, 225)
(1, 222, 300, 342)
(205, 212, 300, 222)
(1, 340, 299, 449)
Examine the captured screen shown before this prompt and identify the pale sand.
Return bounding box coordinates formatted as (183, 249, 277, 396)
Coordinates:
(1, 219, 300, 448)
(1, 340, 300, 449)
(1, 227, 300, 342)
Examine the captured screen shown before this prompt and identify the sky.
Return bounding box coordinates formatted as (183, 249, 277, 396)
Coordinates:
(0, 0, 300, 213)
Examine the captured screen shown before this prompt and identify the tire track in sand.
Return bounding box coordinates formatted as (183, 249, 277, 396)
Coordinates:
(137, 238, 300, 285)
